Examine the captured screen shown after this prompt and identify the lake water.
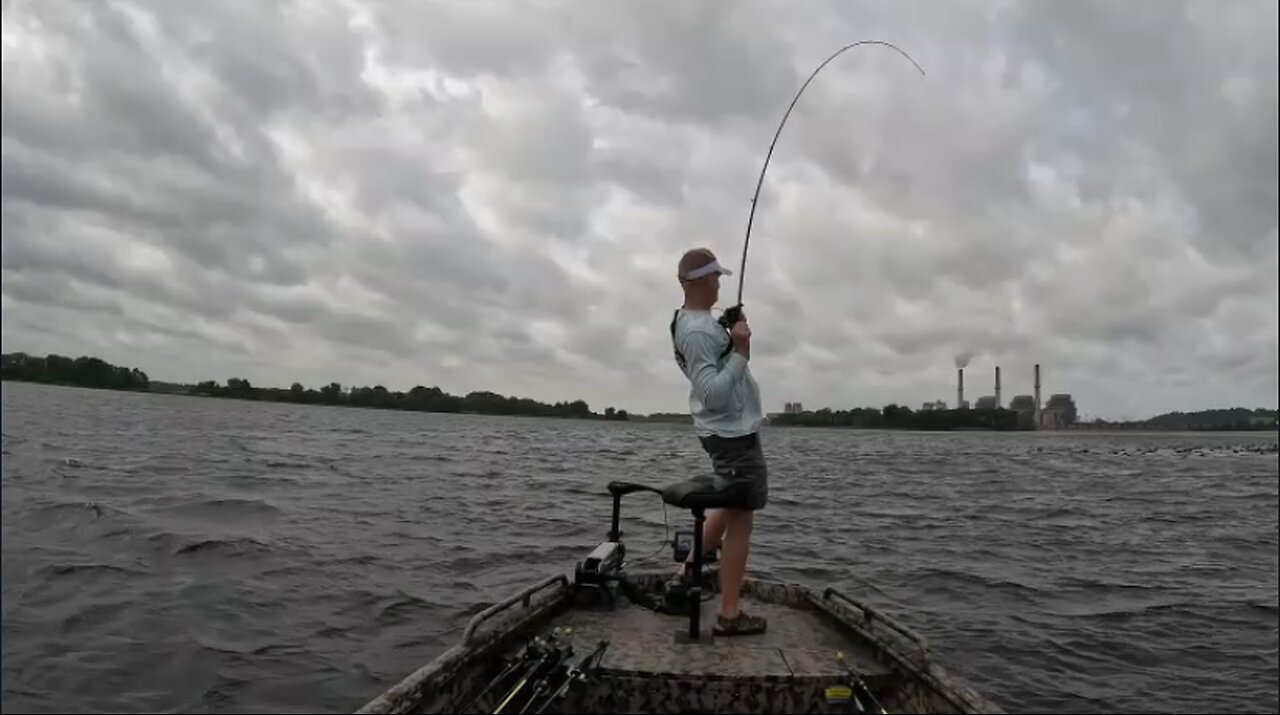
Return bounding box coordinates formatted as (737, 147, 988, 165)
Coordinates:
(1, 381, 1276, 713)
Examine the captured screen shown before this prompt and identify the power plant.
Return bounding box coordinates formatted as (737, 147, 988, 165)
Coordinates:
(944, 360, 1076, 429)
(794, 359, 1078, 429)
(1035, 363, 1041, 427)
(995, 365, 1001, 408)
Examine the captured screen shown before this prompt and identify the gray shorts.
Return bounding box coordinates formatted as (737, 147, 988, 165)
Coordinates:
(698, 432, 769, 511)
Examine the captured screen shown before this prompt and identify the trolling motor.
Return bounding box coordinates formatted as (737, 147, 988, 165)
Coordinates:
(573, 480, 719, 617)
(572, 481, 660, 608)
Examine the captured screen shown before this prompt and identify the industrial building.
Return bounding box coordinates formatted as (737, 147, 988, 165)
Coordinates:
(1009, 395, 1036, 411)
(1009, 394, 1037, 429)
(1042, 393, 1079, 429)
(954, 362, 1078, 429)
(780, 362, 1078, 429)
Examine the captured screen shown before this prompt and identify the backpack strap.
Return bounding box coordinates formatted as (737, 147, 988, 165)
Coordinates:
(670, 309, 733, 372)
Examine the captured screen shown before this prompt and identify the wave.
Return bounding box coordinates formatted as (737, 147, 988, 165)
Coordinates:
(195, 636, 307, 657)
(29, 500, 137, 531)
(907, 565, 1047, 593)
(174, 537, 273, 557)
(159, 498, 283, 521)
(57, 600, 135, 634)
(263, 459, 313, 469)
(39, 563, 146, 578)
(329, 587, 443, 627)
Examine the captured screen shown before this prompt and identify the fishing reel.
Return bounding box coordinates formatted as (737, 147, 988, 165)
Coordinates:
(717, 303, 744, 329)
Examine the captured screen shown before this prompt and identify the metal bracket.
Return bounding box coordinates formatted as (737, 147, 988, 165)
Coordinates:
(462, 575, 568, 645)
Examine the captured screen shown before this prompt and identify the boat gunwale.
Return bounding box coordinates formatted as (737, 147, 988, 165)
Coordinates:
(354, 578, 573, 714)
(735, 575, 1004, 714)
(800, 582, 1005, 714)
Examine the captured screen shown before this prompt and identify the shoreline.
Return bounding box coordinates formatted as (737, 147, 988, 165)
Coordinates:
(4, 379, 1277, 435)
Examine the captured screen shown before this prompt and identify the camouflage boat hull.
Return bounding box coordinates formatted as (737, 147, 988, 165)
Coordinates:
(356, 482, 1005, 714)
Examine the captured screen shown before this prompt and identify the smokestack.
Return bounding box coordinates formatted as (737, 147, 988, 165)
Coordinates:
(957, 367, 964, 409)
(1034, 363, 1041, 427)
(995, 366, 1002, 408)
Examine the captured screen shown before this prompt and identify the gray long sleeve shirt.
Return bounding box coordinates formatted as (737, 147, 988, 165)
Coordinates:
(671, 308, 764, 438)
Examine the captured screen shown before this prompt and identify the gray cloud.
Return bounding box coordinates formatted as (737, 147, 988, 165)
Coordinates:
(2, 0, 1275, 419)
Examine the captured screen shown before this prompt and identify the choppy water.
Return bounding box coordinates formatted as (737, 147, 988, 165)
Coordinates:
(1, 381, 1276, 714)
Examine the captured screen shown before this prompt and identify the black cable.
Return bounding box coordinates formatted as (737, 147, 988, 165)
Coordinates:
(642, 493, 670, 561)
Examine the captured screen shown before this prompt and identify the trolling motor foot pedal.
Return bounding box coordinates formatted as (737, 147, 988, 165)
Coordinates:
(660, 572, 718, 615)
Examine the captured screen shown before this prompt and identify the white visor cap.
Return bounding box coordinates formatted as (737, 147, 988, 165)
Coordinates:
(682, 259, 733, 280)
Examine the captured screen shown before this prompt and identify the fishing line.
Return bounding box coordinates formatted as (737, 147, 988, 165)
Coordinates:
(721, 40, 926, 328)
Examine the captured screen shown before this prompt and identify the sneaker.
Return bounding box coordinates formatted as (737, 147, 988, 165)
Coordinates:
(713, 610, 767, 636)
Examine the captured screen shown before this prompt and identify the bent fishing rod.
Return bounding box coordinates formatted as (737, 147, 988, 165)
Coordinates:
(720, 40, 926, 328)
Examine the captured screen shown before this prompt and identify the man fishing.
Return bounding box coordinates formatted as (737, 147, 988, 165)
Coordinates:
(667, 247, 768, 636)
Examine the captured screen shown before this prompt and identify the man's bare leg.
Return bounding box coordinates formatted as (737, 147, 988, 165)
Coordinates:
(717, 508, 754, 618)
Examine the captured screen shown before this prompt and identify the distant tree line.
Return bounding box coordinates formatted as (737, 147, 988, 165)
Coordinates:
(1086, 408, 1277, 431)
(1, 352, 629, 420)
(1, 352, 150, 391)
(769, 405, 1024, 431)
(189, 378, 629, 419)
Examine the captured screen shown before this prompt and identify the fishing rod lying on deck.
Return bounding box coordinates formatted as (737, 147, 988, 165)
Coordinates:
(482, 634, 610, 715)
(465, 630, 567, 712)
(492, 638, 573, 714)
(530, 640, 610, 715)
(719, 40, 926, 330)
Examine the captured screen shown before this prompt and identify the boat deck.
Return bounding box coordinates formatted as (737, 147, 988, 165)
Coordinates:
(359, 573, 1002, 715)
(531, 589, 890, 683)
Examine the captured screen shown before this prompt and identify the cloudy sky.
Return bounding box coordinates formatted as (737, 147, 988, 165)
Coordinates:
(2, 0, 1276, 420)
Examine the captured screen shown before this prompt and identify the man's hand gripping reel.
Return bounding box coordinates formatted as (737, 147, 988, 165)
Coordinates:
(718, 304, 744, 329)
